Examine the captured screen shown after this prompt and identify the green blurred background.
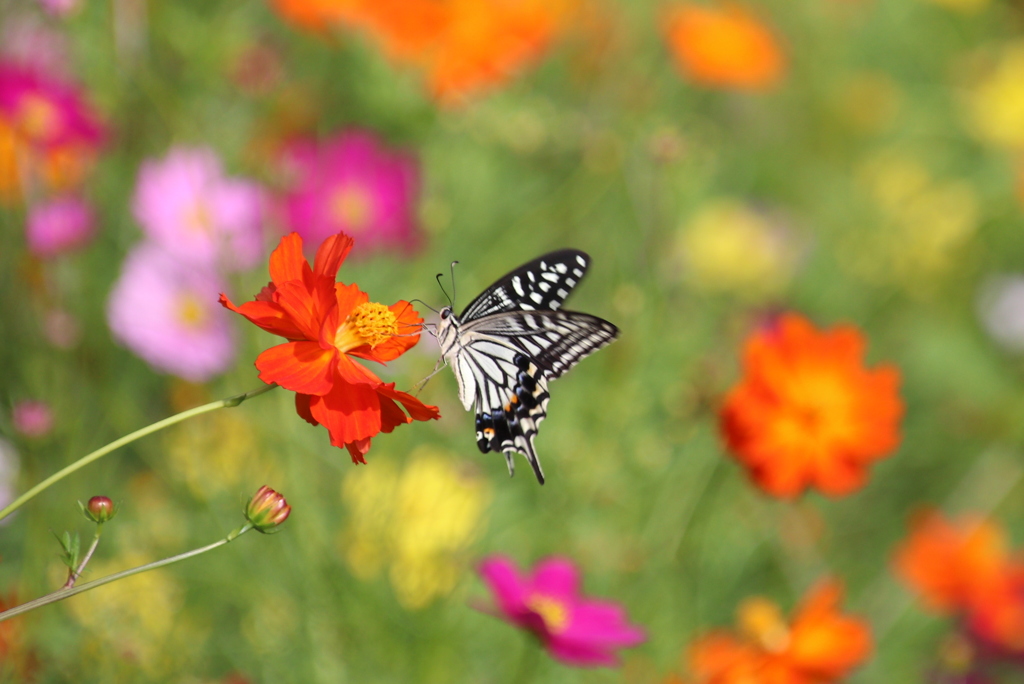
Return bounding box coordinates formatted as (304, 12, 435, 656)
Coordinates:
(3, 0, 1024, 681)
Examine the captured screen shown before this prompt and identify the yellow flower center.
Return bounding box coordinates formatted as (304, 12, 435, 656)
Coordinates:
(185, 201, 213, 235)
(176, 294, 209, 329)
(526, 594, 569, 634)
(737, 597, 789, 653)
(16, 94, 61, 143)
(335, 302, 398, 352)
(329, 184, 373, 232)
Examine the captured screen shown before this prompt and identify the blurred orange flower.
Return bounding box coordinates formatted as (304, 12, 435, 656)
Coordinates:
(269, 0, 573, 104)
(662, 3, 785, 91)
(683, 580, 871, 683)
(895, 510, 1024, 652)
(720, 313, 903, 498)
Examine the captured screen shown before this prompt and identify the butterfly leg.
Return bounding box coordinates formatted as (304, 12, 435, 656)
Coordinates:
(412, 357, 448, 396)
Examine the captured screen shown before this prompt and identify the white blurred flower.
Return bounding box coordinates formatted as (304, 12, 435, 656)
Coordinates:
(977, 275, 1024, 352)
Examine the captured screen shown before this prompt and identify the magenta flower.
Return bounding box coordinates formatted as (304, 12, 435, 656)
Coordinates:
(0, 60, 103, 150)
(475, 556, 646, 667)
(132, 147, 265, 271)
(280, 130, 420, 256)
(26, 195, 94, 257)
(12, 400, 53, 438)
(106, 243, 236, 382)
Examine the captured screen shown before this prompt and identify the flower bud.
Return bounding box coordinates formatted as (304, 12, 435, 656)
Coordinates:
(81, 495, 116, 523)
(245, 485, 291, 533)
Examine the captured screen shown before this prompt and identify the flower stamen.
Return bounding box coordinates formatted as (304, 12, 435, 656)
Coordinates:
(526, 593, 569, 634)
(335, 302, 399, 351)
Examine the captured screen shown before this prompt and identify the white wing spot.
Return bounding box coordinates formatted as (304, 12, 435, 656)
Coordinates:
(572, 268, 583, 277)
(512, 276, 524, 296)
(576, 255, 586, 266)
(555, 263, 568, 274)
(542, 272, 560, 282)
(529, 292, 544, 304)
(556, 288, 568, 299)
(539, 281, 552, 292)
(527, 271, 536, 282)
(565, 278, 576, 287)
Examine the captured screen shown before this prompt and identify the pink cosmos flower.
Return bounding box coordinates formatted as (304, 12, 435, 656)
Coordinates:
(279, 130, 420, 256)
(0, 61, 103, 150)
(11, 401, 53, 438)
(1, 14, 71, 77)
(132, 147, 265, 271)
(37, 0, 82, 17)
(475, 556, 646, 667)
(107, 242, 236, 382)
(26, 195, 94, 257)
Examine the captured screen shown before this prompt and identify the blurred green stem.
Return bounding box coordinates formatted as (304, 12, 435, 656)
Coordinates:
(64, 524, 103, 589)
(0, 383, 277, 522)
(0, 524, 253, 623)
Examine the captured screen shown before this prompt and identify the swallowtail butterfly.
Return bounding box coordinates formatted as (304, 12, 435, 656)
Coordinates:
(434, 250, 619, 484)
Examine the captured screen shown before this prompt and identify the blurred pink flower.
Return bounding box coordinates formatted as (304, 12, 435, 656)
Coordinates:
(280, 130, 421, 256)
(26, 195, 94, 257)
(133, 147, 265, 271)
(11, 401, 53, 438)
(1, 14, 71, 76)
(107, 242, 236, 382)
(0, 60, 103, 150)
(37, 0, 82, 17)
(475, 556, 646, 667)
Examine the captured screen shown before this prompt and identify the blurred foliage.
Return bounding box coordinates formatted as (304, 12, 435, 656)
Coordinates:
(3, 0, 1024, 682)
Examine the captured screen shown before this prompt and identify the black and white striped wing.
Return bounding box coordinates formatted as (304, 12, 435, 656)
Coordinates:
(464, 310, 619, 380)
(451, 311, 619, 484)
(459, 249, 591, 321)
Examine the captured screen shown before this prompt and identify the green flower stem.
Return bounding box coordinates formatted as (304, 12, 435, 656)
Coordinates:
(0, 524, 254, 624)
(0, 383, 277, 522)
(64, 525, 103, 589)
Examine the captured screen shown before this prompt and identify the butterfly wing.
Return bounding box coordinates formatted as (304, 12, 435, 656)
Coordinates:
(451, 311, 620, 484)
(458, 249, 591, 321)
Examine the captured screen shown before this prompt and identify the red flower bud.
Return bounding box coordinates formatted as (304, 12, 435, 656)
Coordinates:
(245, 485, 291, 533)
(82, 495, 116, 523)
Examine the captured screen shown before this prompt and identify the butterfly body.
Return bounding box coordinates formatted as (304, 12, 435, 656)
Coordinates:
(435, 250, 619, 484)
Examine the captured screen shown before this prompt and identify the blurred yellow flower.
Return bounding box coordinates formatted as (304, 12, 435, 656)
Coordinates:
(340, 447, 492, 609)
(848, 150, 979, 291)
(163, 412, 280, 502)
(966, 42, 1024, 150)
(674, 198, 798, 299)
(67, 553, 204, 677)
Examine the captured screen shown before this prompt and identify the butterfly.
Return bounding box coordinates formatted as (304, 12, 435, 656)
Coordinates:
(432, 249, 619, 484)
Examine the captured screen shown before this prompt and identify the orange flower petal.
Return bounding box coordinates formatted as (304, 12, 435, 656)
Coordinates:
(269, 232, 313, 286)
(218, 293, 306, 340)
(274, 280, 331, 342)
(312, 231, 355, 281)
(295, 393, 318, 426)
(376, 382, 441, 426)
(255, 341, 336, 395)
(335, 354, 384, 387)
(309, 380, 382, 447)
(788, 581, 872, 678)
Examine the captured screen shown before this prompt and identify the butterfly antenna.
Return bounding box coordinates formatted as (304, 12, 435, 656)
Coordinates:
(450, 260, 460, 309)
(436, 273, 453, 308)
(409, 298, 440, 315)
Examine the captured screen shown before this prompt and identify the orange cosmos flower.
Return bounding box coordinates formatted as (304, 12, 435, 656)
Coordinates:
(686, 580, 872, 684)
(220, 231, 439, 462)
(663, 3, 785, 91)
(895, 510, 1024, 652)
(269, 0, 572, 104)
(719, 313, 903, 498)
